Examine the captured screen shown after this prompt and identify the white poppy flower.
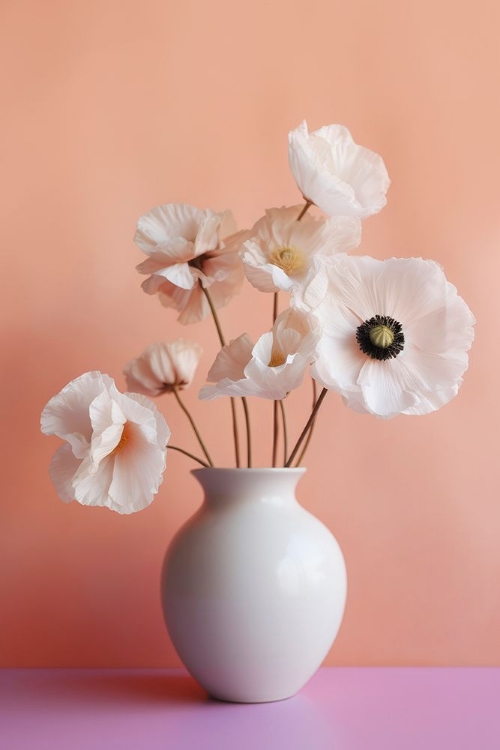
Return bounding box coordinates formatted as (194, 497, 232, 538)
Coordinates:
(242, 205, 361, 297)
(41, 371, 170, 513)
(311, 255, 475, 418)
(135, 203, 246, 324)
(199, 308, 320, 401)
(288, 121, 390, 219)
(124, 340, 203, 397)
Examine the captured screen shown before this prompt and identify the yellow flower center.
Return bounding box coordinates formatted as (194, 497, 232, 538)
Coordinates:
(268, 244, 307, 276)
(111, 422, 132, 455)
(268, 350, 286, 367)
(369, 324, 395, 349)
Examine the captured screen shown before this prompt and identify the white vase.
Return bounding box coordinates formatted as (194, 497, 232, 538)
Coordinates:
(160, 468, 347, 703)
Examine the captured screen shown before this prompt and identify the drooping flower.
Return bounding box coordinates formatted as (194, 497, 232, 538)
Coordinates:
(124, 340, 203, 397)
(199, 308, 320, 401)
(311, 255, 475, 418)
(241, 205, 361, 298)
(41, 371, 170, 513)
(135, 203, 246, 324)
(288, 121, 390, 219)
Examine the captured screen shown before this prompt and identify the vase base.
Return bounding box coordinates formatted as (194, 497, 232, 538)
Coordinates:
(208, 690, 298, 705)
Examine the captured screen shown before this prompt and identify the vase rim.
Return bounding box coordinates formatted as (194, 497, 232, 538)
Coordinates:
(191, 467, 306, 476)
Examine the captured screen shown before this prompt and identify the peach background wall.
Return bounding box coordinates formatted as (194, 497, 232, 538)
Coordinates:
(1, 0, 499, 667)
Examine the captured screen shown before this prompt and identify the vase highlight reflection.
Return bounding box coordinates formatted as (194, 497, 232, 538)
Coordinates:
(161, 468, 347, 703)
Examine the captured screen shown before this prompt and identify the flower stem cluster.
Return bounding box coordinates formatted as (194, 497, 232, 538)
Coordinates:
(41, 120, 475, 512)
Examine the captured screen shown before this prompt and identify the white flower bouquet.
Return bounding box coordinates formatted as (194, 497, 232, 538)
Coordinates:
(41, 121, 475, 514)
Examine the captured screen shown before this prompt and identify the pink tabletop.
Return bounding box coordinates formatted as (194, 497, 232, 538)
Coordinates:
(1, 668, 499, 749)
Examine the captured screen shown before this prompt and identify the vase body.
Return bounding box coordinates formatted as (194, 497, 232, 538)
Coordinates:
(161, 468, 347, 703)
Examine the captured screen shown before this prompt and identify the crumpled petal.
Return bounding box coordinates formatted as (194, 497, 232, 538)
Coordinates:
(134, 204, 206, 255)
(40, 371, 115, 459)
(200, 308, 320, 401)
(41, 372, 170, 513)
(242, 205, 360, 306)
(124, 340, 203, 396)
(48, 444, 80, 503)
(288, 120, 390, 218)
(152, 262, 196, 290)
(206, 334, 254, 383)
(134, 203, 245, 324)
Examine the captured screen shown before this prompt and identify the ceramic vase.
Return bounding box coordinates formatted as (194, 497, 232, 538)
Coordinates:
(161, 468, 347, 703)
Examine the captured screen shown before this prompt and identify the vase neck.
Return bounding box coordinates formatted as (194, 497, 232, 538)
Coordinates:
(191, 468, 306, 508)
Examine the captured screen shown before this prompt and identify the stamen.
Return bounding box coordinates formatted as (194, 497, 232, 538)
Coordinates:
(269, 350, 286, 367)
(269, 244, 307, 276)
(111, 422, 132, 455)
(356, 315, 404, 361)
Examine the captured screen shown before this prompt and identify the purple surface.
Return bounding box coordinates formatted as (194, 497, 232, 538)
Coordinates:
(1, 668, 499, 749)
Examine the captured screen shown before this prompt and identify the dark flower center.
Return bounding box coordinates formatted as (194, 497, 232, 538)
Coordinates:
(356, 315, 405, 361)
(188, 256, 204, 271)
(189, 249, 221, 273)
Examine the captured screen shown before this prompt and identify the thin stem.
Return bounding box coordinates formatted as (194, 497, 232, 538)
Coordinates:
(230, 400, 241, 467)
(241, 396, 252, 467)
(201, 283, 252, 468)
(285, 387, 328, 467)
(200, 283, 240, 467)
(280, 198, 312, 467)
(297, 200, 312, 222)
(272, 400, 279, 467)
(270, 202, 310, 469)
(172, 387, 214, 467)
(201, 283, 226, 347)
(270, 291, 280, 466)
(279, 400, 288, 466)
(295, 378, 318, 467)
(168, 445, 210, 468)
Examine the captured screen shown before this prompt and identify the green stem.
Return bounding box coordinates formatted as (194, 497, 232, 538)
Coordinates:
(168, 445, 210, 468)
(285, 387, 328, 468)
(172, 387, 214, 467)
